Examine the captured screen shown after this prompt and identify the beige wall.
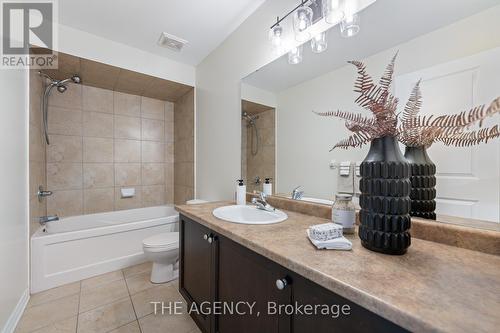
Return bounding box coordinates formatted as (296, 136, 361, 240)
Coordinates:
(29, 70, 47, 235)
(39, 83, 174, 219)
(245, 109, 275, 193)
(174, 89, 195, 204)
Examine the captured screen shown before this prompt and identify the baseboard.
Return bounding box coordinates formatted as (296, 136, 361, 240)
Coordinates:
(1, 289, 29, 333)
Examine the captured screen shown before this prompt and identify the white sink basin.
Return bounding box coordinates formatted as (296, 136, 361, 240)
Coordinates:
(212, 205, 288, 225)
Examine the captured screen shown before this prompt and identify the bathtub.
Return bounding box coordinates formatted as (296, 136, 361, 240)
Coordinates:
(31, 205, 178, 293)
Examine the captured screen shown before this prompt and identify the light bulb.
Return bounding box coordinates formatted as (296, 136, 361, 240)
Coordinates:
(288, 45, 303, 65)
(340, 13, 360, 38)
(293, 6, 313, 42)
(323, 0, 344, 24)
(311, 32, 327, 53)
(271, 25, 283, 47)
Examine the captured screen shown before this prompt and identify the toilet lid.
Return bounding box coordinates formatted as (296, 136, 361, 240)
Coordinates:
(143, 232, 179, 248)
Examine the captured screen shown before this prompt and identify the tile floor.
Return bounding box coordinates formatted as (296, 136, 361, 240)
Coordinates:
(16, 262, 200, 333)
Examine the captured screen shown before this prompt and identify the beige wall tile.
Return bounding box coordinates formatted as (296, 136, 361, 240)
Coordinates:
(83, 112, 114, 138)
(114, 92, 140, 117)
(47, 190, 83, 217)
(174, 185, 194, 205)
(29, 123, 45, 162)
(142, 163, 164, 185)
(175, 162, 194, 188)
(174, 138, 194, 163)
(83, 137, 114, 163)
(165, 142, 174, 163)
(141, 141, 164, 163)
(164, 102, 174, 122)
(84, 188, 114, 214)
(115, 187, 142, 210)
(165, 163, 174, 204)
(164, 121, 174, 143)
(143, 185, 165, 207)
(48, 84, 82, 109)
(114, 115, 141, 140)
(141, 97, 164, 120)
(115, 163, 141, 186)
(47, 107, 82, 136)
(46, 135, 82, 163)
(114, 139, 141, 163)
(82, 85, 113, 113)
(141, 118, 164, 142)
(83, 163, 114, 189)
(47, 163, 82, 190)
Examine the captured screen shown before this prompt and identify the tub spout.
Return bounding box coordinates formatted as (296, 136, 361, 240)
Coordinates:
(39, 215, 59, 226)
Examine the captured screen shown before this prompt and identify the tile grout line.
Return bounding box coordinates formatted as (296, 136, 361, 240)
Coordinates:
(122, 269, 143, 333)
(75, 281, 81, 333)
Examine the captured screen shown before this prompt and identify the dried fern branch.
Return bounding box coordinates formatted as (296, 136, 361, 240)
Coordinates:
(313, 110, 375, 127)
(437, 125, 499, 147)
(331, 131, 372, 150)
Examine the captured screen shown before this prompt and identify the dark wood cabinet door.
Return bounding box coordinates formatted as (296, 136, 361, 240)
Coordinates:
(179, 215, 215, 333)
(216, 236, 291, 333)
(291, 273, 407, 333)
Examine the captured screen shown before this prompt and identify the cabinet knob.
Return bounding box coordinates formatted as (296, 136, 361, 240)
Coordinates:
(203, 234, 208, 240)
(276, 278, 288, 290)
(208, 236, 214, 244)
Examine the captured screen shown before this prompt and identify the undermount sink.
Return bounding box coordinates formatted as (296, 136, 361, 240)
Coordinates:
(212, 205, 288, 225)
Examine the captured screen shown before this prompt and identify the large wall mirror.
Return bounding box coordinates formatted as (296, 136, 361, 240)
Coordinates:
(241, 0, 500, 227)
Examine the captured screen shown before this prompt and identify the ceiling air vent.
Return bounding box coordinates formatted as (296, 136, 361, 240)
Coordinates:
(157, 32, 188, 52)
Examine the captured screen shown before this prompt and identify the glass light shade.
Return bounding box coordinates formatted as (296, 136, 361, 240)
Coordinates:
(311, 32, 327, 53)
(270, 24, 283, 48)
(293, 6, 313, 42)
(340, 13, 360, 38)
(288, 45, 303, 65)
(323, 0, 344, 24)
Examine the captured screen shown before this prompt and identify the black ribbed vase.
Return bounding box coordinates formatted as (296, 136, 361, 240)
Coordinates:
(359, 136, 411, 255)
(404, 146, 437, 220)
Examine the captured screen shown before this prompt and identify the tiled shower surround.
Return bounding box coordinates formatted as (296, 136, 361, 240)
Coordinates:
(28, 71, 194, 233)
(243, 109, 276, 193)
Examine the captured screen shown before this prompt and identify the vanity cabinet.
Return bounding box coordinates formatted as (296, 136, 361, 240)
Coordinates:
(180, 214, 406, 333)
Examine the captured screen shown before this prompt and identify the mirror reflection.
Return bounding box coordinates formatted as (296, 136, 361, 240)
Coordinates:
(241, 0, 500, 225)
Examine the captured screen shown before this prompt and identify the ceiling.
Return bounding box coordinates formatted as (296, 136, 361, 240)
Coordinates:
(34, 48, 193, 101)
(243, 0, 500, 93)
(58, 0, 266, 66)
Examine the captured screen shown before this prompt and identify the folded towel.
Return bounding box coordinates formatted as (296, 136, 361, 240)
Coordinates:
(309, 222, 343, 241)
(307, 229, 352, 250)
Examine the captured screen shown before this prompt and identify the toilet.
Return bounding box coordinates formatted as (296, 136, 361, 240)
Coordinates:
(142, 232, 179, 284)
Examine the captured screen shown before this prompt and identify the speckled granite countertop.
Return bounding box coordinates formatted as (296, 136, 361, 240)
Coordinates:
(176, 201, 500, 333)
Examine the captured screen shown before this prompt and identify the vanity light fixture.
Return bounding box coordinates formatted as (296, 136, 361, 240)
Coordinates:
(311, 31, 327, 53)
(288, 45, 303, 64)
(340, 13, 360, 37)
(293, 2, 313, 42)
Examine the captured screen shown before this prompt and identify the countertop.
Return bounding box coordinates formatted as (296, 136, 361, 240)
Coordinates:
(176, 201, 500, 333)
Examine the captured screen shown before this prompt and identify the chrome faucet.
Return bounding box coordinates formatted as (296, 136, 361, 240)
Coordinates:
(251, 192, 275, 212)
(291, 186, 304, 200)
(39, 215, 59, 226)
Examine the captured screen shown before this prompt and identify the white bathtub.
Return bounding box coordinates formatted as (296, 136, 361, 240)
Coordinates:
(31, 205, 179, 293)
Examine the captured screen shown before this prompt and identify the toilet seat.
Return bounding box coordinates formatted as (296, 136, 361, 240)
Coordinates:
(143, 232, 179, 252)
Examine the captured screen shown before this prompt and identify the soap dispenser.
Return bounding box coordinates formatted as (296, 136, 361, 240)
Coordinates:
(263, 178, 273, 196)
(236, 179, 246, 205)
